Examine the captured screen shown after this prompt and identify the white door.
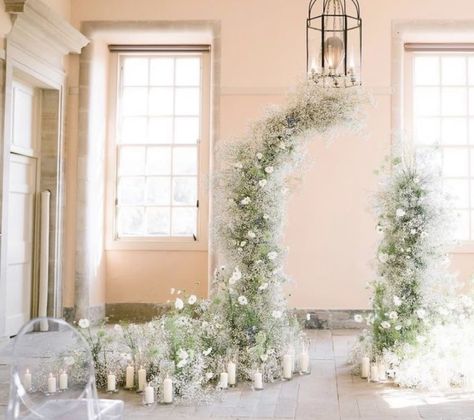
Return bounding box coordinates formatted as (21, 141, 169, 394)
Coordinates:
(5, 80, 39, 336)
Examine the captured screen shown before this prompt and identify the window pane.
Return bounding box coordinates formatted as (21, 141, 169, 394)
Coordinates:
(118, 207, 144, 236)
(414, 118, 440, 145)
(175, 117, 199, 144)
(414, 87, 440, 116)
(173, 147, 197, 175)
(469, 88, 474, 116)
(146, 207, 170, 235)
(149, 117, 173, 143)
(146, 147, 171, 175)
(121, 117, 147, 144)
(414, 56, 439, 86)
(172, 177, 197, 205)
(147, 177, 171, 205)
(468, 57, 474, 85)
(123, 58, 149, 86)
(150, 58, 174, 86)
(175, 57, 200, 86)
(443, 179, 469, 208)
(119, 147, 146, 175)
(175, 88, 200, 115)
(441, 56, 466, 86)
(149, 88, 174, 115)
(441, 88, 467, 116)
(441, 118, 467, 145)
(443, 148, 469, 177)
(172, 207, 196, 236)
(122, 88, 148, 116)
(453, 209, 470, 241)
(118, 177, 145, 205)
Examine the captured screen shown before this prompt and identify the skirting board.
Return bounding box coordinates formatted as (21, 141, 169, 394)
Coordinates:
(64, 304, 370, 329)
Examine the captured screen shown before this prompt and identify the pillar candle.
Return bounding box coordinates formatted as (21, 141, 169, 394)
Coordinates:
(361, 357, 370, 379)
(299, 352, 310, 373)
(47, 373, 56, 394)
(162, 376, 173, 403)
(138, 366, 146, 391)
(144, 383, 154, 405)
(107, 373, 116, 392)
(282, 354, 293, 380)
(219, 372, 228, 389)
(378, 362, 386, 381)
(370, 363, 379, 382)
(23, 369, 32, 391)
(59, 371, 68, 390)
(125, 365, 134, 388)
(253, 371, 263, 390)
(227, 361, 236, 386)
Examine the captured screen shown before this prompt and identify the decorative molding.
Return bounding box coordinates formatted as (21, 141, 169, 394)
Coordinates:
(5, 0, 88, 66)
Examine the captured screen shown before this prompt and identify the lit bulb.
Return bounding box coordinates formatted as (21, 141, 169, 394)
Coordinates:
(324, 36, 345, 72)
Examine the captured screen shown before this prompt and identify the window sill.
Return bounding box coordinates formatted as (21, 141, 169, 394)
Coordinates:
(105, 237, 208, 252)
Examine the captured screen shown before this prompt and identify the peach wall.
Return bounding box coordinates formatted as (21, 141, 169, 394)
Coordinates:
(66, 0, 474, 310)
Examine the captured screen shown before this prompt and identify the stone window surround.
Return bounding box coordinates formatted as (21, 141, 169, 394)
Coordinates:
(74, 21, 221, 323)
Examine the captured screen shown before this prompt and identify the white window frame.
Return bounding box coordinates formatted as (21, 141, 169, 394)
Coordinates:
(404, 46, 474, 250)
(105, 50, 210, 251)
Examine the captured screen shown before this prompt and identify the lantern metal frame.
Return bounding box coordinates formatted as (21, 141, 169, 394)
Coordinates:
(306, 0, 362, 86)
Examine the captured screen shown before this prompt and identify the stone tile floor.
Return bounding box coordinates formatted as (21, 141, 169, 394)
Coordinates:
(1, 330, 474, 419)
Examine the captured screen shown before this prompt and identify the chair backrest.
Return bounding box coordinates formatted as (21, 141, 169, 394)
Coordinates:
(6, 317, 102, 419)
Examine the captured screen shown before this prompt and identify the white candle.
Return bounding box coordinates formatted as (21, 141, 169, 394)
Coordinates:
(125, 365, 134, 388)
(144, 383, 154, 405)
(219, 372, 228, 389)
(253, 371, 263, 390)
(283, 354, 293, 380)
(23, 369, 32, 391)
(227, 361, 236, 386)
(107, 373, 116, 392)
(370, 363, 379, 382)
(59, 371, 68, 390)
(299, 352, 310, 373)
(138, 366, 146, 392)
(378, 362, 386, 381)
(361, 357, 370, 379)
(162, 376, 173, 403)
(47, 373, 56, 394)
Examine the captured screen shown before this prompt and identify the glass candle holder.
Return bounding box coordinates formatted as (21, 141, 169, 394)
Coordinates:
(282, 353, 293, 381)
(298, 337, 311, 375)
(253, 365, 264, 391)
(143, 382, 156, 406)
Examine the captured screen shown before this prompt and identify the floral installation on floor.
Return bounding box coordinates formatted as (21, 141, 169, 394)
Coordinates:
(70, 79, 367, 404)
(352, 152, 474, 389)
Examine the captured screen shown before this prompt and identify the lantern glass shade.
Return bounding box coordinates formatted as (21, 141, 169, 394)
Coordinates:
(307, 0, 362, 86)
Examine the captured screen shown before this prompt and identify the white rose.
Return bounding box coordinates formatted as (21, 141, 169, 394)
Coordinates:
(381, 321, 391, 329)
(240, 241, 247, 247)
(354, 314, 363, 323)
(258, 282, 268, 291)
(396, 208, 406, 218)
(229, 267, 242, 285)
(188, 295, 197, 305)
(206, 372, 214, 380)
(238, 296, 248, 305)
(178, 348, 189, 360)
(306, 313, 311, 321)
(241, 197, 251, 205)
(267, 251, 277, 260)
(256, 153, 263, 160)
(395, 325, 402, 331)
(175, 298, 184, 310)
(247, 231, 256, 239)
(389, 311, 398, 320)
(376, 225, 383, 233)
(272, 310, 282, 319)
(258, 179, 267, 187)
(416, 309, 426, 319)
(263, 214, 270, 220)
(203, 347, 212, 356)
(177, 359, 188, 368)
(234, 162, 243, 169)
(260, 354, 268, 362)
(393, 296, 402, 307)
(265, 166, 274, 174)
(78, 319, 90, 329)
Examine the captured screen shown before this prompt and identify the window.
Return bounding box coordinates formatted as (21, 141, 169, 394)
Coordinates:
(406, 50, 474, 241)
(110, 52, 209, 246)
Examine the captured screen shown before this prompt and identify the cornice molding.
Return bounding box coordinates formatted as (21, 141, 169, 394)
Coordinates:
(5, 0, 88, 61)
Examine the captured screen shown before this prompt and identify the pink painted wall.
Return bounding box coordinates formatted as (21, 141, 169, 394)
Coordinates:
(64, 0, 474, 310)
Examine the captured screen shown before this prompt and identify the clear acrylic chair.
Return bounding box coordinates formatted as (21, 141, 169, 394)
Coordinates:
(6, 317, 124, 419)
